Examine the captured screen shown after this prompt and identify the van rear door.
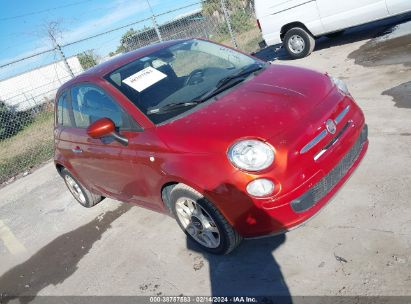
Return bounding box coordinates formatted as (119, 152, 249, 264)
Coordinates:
(316, 0, 388, 33)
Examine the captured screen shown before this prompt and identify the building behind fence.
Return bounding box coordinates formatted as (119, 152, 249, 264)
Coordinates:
(0, 57, 83, 111)
(0, 0, 261, 183)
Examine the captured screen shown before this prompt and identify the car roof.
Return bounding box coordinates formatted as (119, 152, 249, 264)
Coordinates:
(57, 39, 188, 94)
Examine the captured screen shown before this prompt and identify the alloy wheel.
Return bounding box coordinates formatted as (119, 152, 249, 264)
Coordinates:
(64, 175, 86, 204)
(175, 197, 221, 248)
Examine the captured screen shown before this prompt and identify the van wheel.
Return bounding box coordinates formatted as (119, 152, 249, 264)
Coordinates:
(61, 168, 103, 208)
(284, 27, 315, 59)
(170, 184, 242, 255)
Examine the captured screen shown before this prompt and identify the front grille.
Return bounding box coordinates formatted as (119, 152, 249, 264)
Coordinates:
(314, 121, 351, 160)
(300, 105, 351, 155)
(291, 125, 368, 213)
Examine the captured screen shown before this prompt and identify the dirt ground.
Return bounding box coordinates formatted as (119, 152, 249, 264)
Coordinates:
(0, 14, 410, 301)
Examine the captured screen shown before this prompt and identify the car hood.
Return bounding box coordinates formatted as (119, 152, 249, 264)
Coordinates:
(156, 64, 334, 153)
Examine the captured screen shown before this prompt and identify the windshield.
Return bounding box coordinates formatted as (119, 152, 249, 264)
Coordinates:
(105, 39, 262, 124)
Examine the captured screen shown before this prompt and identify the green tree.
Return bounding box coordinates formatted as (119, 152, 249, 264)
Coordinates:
(77, 50, 99, 70)
(111, 28, 139, 55)
(203, 0, 254, 37)
(203, 0, 220, 16)
(111, 26, 154, 56)
(202, 0, 253, 16)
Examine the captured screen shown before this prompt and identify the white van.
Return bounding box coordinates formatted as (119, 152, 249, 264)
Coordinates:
(255, 0, 411, 58)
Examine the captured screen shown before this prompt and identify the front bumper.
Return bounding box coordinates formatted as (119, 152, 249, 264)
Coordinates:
(290, 124, 368, 213)
(242, 125, 368, 238)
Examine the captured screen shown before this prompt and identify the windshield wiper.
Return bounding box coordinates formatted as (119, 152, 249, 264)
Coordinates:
(147, 101, 200, 115)
(192, 63, 266, 103)
(217, 63, 266, 87)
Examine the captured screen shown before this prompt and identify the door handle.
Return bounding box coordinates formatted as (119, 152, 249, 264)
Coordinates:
(72, 147, 83, 153)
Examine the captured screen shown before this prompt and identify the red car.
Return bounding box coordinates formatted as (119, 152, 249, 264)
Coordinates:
(54, 39, 368, 254)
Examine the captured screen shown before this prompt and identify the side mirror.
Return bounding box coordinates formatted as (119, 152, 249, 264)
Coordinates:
(87, 118, 128, 146)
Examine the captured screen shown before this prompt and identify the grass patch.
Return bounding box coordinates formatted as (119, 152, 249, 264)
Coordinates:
(238, 28, 263, 53)
(219, 27, 263, 53)
(0, 111, 54, 183)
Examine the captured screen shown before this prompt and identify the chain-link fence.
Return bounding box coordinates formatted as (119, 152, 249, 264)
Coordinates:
(0, 0, 262, 184)
(122, 0, 260, 52)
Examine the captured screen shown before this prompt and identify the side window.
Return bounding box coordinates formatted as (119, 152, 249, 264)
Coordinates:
(56, 91, 72, 127)
(70, 84, 128, 129)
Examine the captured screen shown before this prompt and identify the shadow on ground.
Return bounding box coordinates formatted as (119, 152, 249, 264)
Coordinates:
(383, 81, 411, 108)
(183, 183, 292, 300)
(253, 13, 411, 63)
(0, 204, 132, 304)
(187, 234, 291, 301)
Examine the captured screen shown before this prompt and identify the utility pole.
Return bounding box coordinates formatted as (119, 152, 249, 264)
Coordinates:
(146, 0, 163, 42)
(48, 29, 75, 78)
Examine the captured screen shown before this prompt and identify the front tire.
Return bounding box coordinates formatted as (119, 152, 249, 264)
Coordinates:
(284, 27, 315, 59)
(61, 168, 103, 208)
(170, 184, 242, 255)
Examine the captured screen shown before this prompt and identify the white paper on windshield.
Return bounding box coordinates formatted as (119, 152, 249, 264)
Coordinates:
(122, 66, 167, 92)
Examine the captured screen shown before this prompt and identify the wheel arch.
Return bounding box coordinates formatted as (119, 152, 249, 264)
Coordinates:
(54, 161, 96, 195)
(159, 178, 241, 235)
(161, 182, 179, 212)
(55, 162, 65, 176)
(160, 179, 212, 214)
(280, 22, 313, 40)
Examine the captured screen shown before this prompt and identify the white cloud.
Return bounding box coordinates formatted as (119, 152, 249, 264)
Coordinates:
(0, 36, 53, 66)
(0, 0, 160, 78)
(0, 47, 56, 81)
(61, 0, 152, 44)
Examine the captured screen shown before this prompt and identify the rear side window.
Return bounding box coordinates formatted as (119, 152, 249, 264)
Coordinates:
(70, 84, 133, 130)
(56, 91, 72, 127)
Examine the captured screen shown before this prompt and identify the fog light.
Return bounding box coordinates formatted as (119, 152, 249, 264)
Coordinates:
(246, 179, 274, 197)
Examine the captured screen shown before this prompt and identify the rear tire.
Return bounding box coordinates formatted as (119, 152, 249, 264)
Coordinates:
(170, 184, 242, 255)
(61, 168, 103, 208)
(284, 27, 315, 59)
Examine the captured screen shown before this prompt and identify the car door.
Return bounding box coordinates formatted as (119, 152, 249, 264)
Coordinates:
(315, 0, 389, 32)
(55, 89, 78, 170)
(385, 0, 411, 15)
(61, 83, 148, 203)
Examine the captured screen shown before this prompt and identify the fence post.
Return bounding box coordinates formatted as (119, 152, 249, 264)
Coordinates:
(146, 0, 163, 42)
(49, 32, 75, 78)
(220, 0, 238, 48)
(151, 16, 163, 42)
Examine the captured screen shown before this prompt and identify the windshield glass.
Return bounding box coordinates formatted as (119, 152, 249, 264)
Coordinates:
(105, 39, 261, 124)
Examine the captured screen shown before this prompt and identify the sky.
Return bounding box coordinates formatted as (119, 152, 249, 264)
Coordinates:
(0, 0, 201, 79)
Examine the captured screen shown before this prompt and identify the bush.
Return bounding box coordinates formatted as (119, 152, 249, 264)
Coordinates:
(0, 102, 34, 140)
(231, 9, 253, 33)
(215, 9, 254, 40)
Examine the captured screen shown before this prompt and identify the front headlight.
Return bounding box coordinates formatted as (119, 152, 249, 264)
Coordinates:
(330, 76, 350, 96)
(228, 139, 274, 171)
